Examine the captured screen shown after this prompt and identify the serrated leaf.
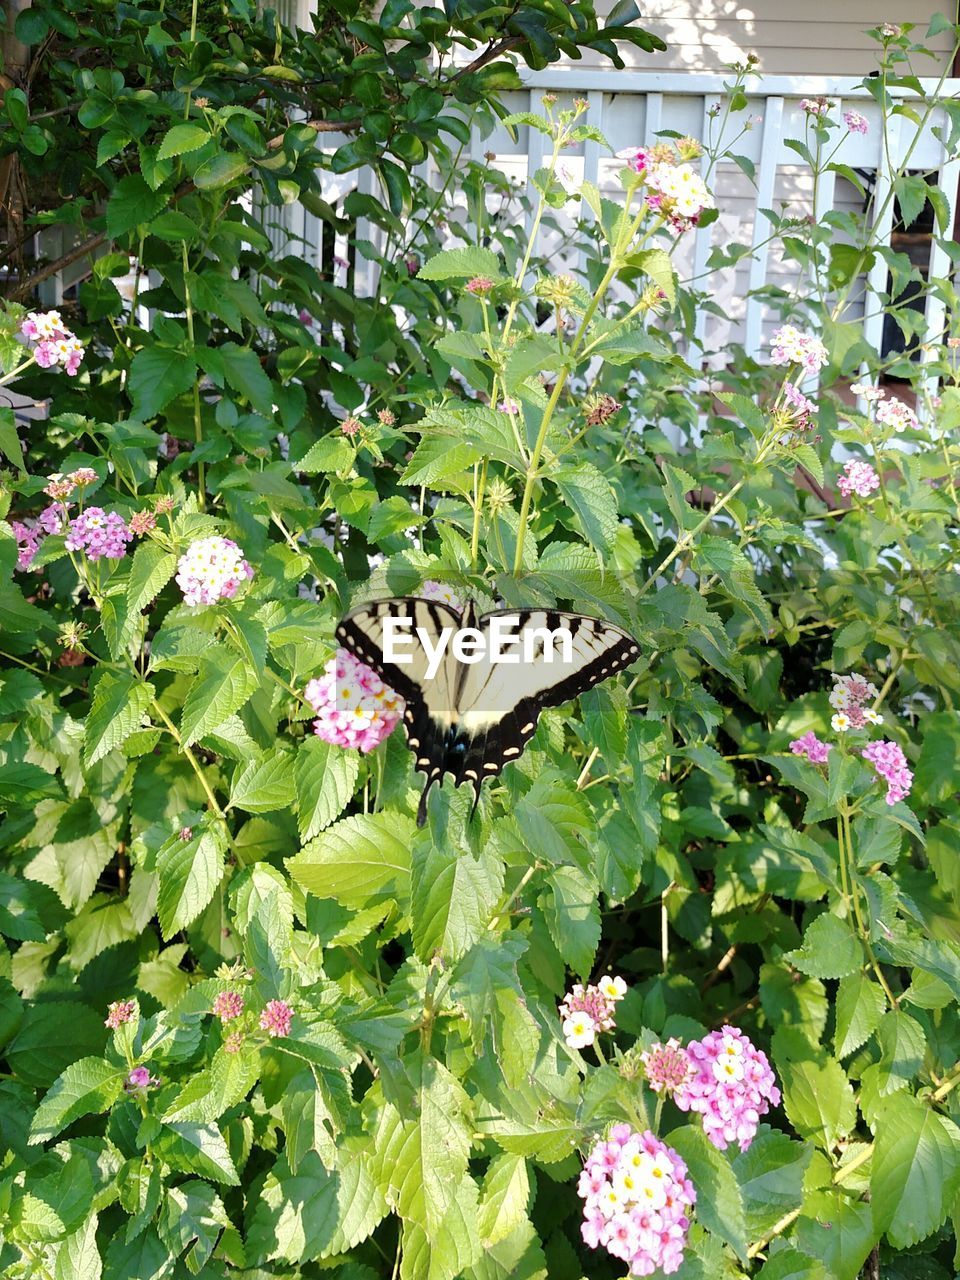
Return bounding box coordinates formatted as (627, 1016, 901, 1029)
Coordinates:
(155, 1121, 239, 1185)
(156, 825, 226, 939)
(629, 246, 676, 307)
(29, 1057, 125, 1144)
(295, 738, 360, 840)
(419, 247, 501, 280)
(787, 912, 862, 979)
(369, 1054, 472, 1240)
(733, 1126, 811, 1237)
(228, 747, 296, 813)
(834, 972, 885, 1058)
(162, 1046, 258, 1123)
(156, 123, 210, 161)
(871, 1091, 960, 1249)
(477, 1154, 530, 1247)
(105, 174, 168, 239)
(553, 463, 619, 555)
(127, 542, 177, 615)
(410, 842, 504, 963)
(774, 1033, 856, 1150)
(180, 649, 257, 746)
(84, 672, 152, 765)
(876, 1008, 925, 1095)
(287, 813, 413, 908)
(55, 1212, 102, 1280)
(541, 865, 600, 977)
(295, 435, 354, 474)
(668, 1125, 749, 1262)
(247, 1148, 385, 1263)
(157, 1180, 228, 1274)
(129, 345, 197, 419)
(796, 1189, 873, 1280)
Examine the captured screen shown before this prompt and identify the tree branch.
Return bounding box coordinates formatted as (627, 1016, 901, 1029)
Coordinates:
(7, 178, 195, 301)
(449, 35, 525, 83)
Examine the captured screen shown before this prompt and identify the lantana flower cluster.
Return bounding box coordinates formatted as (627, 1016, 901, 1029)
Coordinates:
(305, 649, 404, 753)
(578, 1126, 696, 1276)
(790, 729, 832, 765)
(671, 1025, 781, 1152)
(789, 673, 912, 805)
(176, 535, 253, 606)
(11, 468, 105, 570)
(620, 143, 714, 233)
(20, 310, 85, 376)
(862, 739, 913, 805)
(559, 974, 627, 1048)
(829, 671, 881, 732)
(770, 324, 829, 375)
(65, 507, 133, 561)
(837, 459, 880, 499)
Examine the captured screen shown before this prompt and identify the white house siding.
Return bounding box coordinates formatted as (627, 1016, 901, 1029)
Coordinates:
(578, 2, 956, 75)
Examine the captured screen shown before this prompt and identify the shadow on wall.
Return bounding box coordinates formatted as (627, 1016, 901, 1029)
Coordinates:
(586, 1, 954, 75)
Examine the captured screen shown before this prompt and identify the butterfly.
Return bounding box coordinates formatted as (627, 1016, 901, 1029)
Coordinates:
(335, 596, 639, 825)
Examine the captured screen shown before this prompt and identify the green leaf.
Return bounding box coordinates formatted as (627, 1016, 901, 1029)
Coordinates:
(180, 649, 257, 747)
(400, 436, 481, 489)
(103, 1230, 171, 1280)
(156, 824, 226, 939)
(162, 1046, 258, 1123)
(84, 672, 152, 765)
(192, 150, 250, 190)
(218, 342, 273, 415)
(796, 1189, 874, 1280)
(228, 747, 296, 813)
(106, 175, 168, 239)
(668, 1125, 749, 1262)
(477, 1154, 530, 1248)
(580, 683, 628, 763)
(154, 1121, 240, 1185)
(247, 1148, 386, 1264)
(295, 738, 361, 840)
(733, 1126, 811, 1237)
(0, 408, 25, 471)
(127, 542, 177, 616)
(6, 1002, 106, 1087)
(553, 463, 619, 555)
(29, 1057, 125, 1144)
(876, 1008, 926, 1095)
(410, 841, 504, 963)
(628, 247, 676, 307)
(419, 247, 501, 280)
(369, 1055, 473, 1240)
(541, 865, 600, 977)
(157, 1180, 229, 1274)
(871, 1091, 960, 1249)
(450, 935, 538, 1089)
(774, 1032, 856, 1150)
(295, 435, 354, 475)
(129, 345, 197, 419)
(834, 972, 885, 1058)
(55, 1212, 102, 1280)
(786, 912, 863, 979)
(287, 813, 414, 907)
(156, 124, 210, 161)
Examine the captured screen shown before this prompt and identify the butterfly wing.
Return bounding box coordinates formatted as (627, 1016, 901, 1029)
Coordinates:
(335, 596, 464, 823)
(451, 609, 640, 802)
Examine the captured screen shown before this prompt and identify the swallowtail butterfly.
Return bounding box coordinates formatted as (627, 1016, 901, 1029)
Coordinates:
(336, 597, 639, 824)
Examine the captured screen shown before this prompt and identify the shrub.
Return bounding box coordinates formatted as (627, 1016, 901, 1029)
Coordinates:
(1, 9, 959, 1280)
